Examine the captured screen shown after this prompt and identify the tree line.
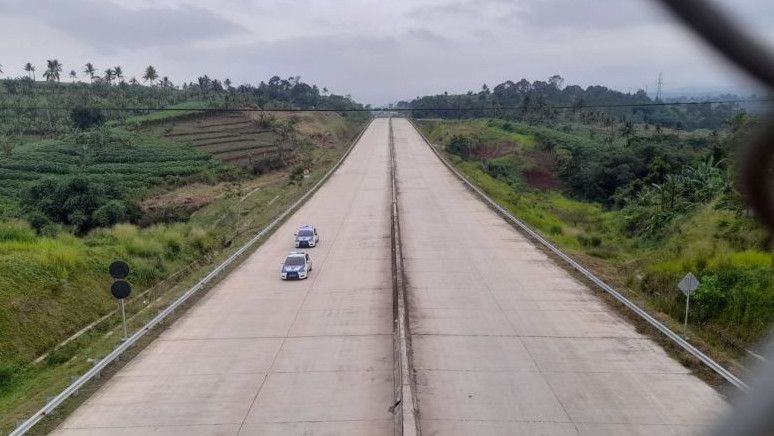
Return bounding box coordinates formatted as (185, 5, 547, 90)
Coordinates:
(397, 75, 743, 130)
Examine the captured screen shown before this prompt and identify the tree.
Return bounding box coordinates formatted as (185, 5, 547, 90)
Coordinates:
(224, 78, 232, 91)
(69, 70, 77, 82)
(548, 74, 565, 90)
(113, 66, 123, 82)
(103, 68, 115, 83)
(43, 59, 63, 82)
(143, 65, 158, 84)
(24, 62, 35, 80)
(83, 63, 96, 82)
(0, 64, 3, 75)
(129, 77, 138, 85)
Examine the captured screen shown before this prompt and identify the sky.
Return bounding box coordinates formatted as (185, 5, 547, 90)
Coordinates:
(1, 0, 772, 105)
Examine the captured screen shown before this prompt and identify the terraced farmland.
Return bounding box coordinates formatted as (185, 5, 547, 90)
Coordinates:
(146, 113, 283, 167)
(0, 130, 223, 213)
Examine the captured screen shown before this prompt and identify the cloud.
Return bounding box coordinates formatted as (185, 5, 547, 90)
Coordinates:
(0, 0, 769, 104)
(5, 0, 245, 53)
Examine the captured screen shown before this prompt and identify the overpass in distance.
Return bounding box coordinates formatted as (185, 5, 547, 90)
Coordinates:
(53, 118, 727, 435)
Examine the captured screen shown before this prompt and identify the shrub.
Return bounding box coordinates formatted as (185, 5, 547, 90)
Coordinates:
(92, 200, 129, 227)
(22, 176, 134, 234)
(692, 275, 727, 322)
(446, 135, 473, 159)
(289, 164, 305, 185)
(70, 106, 106, 130)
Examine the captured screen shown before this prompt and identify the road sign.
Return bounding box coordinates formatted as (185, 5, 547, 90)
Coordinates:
(110, 280, 132, 299)
(678, 272, 700, 338)
(678, 272, 700, 296)
(109, 260, 130, 279)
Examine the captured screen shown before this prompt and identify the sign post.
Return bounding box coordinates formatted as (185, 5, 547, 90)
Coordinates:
(109, 261, 132, 340)
(678, 272, 700, 338)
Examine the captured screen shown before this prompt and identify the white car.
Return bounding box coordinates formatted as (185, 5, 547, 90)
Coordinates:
(294, 225, 320, 248)
(280, 252, 313, 280)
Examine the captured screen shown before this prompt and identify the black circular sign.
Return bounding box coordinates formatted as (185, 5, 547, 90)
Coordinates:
(109, 260, 130, 279)
(111, 280, 132, 299)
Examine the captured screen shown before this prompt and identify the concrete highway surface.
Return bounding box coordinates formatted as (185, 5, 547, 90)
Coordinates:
(54, 118, 727, 435)
(392, 118, 726, 435)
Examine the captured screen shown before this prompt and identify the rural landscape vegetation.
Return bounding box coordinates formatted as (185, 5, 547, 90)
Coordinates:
(0, 59, 771, 430)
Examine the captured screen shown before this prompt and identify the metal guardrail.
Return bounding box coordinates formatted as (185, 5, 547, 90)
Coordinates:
(9, 119, 373, 436)
(408, 118, 750, 393)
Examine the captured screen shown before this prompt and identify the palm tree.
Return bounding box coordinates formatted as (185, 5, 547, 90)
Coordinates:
(0, 64, 3, 76)
(160, 76, 172, 88)
(143, 65, 158, 85)
(129, 77, 138, 85)
(24, 62, 36, 80)
(69, 70, 77, 82)
(43, 59, 63, 82)
(113, 66, 123, 83)
(104, 68, 115, 83)
(84, 63, 97, 83)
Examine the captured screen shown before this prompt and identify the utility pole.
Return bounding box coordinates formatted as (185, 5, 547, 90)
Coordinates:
(656, 73, 664, 102)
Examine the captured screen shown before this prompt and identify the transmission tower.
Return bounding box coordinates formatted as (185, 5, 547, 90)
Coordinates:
(656, 73, 664, 101)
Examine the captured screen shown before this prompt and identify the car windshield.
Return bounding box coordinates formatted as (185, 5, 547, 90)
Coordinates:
(285, 256, 305, 266)
(298, 229, 314, 237)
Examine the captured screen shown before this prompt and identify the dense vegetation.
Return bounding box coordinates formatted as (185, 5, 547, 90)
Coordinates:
(399, 75, 743, 130)
(417, 115, 772, 355)
(0, 62, 364, 137)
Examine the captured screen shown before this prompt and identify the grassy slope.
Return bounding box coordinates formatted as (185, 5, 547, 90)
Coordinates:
(416, 118, 773, 360)
(0, 112, 367, 430)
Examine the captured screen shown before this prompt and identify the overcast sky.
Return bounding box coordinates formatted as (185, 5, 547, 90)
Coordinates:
(1, 0, 772, 104)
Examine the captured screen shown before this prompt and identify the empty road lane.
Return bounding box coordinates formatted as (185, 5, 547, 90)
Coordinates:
(392, 118, 727, 436)
(54, 119, 395, 435)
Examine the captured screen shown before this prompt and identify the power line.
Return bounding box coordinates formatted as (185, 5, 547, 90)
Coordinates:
(0, 98, 770, 113)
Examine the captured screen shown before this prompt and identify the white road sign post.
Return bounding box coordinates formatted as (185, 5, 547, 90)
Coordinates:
(678, 272, 700, 337)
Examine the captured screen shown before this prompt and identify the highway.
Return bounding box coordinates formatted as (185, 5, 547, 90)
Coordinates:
(54, 119, 395, 435)
(392, 118, 727, 435)
(53, 118, 727, 435)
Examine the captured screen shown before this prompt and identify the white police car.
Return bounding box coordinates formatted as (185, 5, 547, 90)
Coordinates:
(294, 225, 319, 248)
(280, 252, 312, 280)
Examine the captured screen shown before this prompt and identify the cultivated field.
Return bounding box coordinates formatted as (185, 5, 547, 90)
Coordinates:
(145, 113, 281, 167)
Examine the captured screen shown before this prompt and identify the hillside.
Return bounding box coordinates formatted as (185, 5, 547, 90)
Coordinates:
(415, 117, 773, 361)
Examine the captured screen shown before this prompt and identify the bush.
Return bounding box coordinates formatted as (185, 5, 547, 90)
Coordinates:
(692, 275, 727, 322)
(251, 156, 285, 175)
(92, 200, 129, 227)
(289, 164, 305, 185)
(446, 135, 473, 159)
(70, 106, 106, 130)
(22, 176, 135, 234)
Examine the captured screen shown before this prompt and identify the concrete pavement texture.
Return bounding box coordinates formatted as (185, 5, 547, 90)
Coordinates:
(391, 118, 727, 436)
(53, 118, 728, 436)
(54, 119, 395, 435)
